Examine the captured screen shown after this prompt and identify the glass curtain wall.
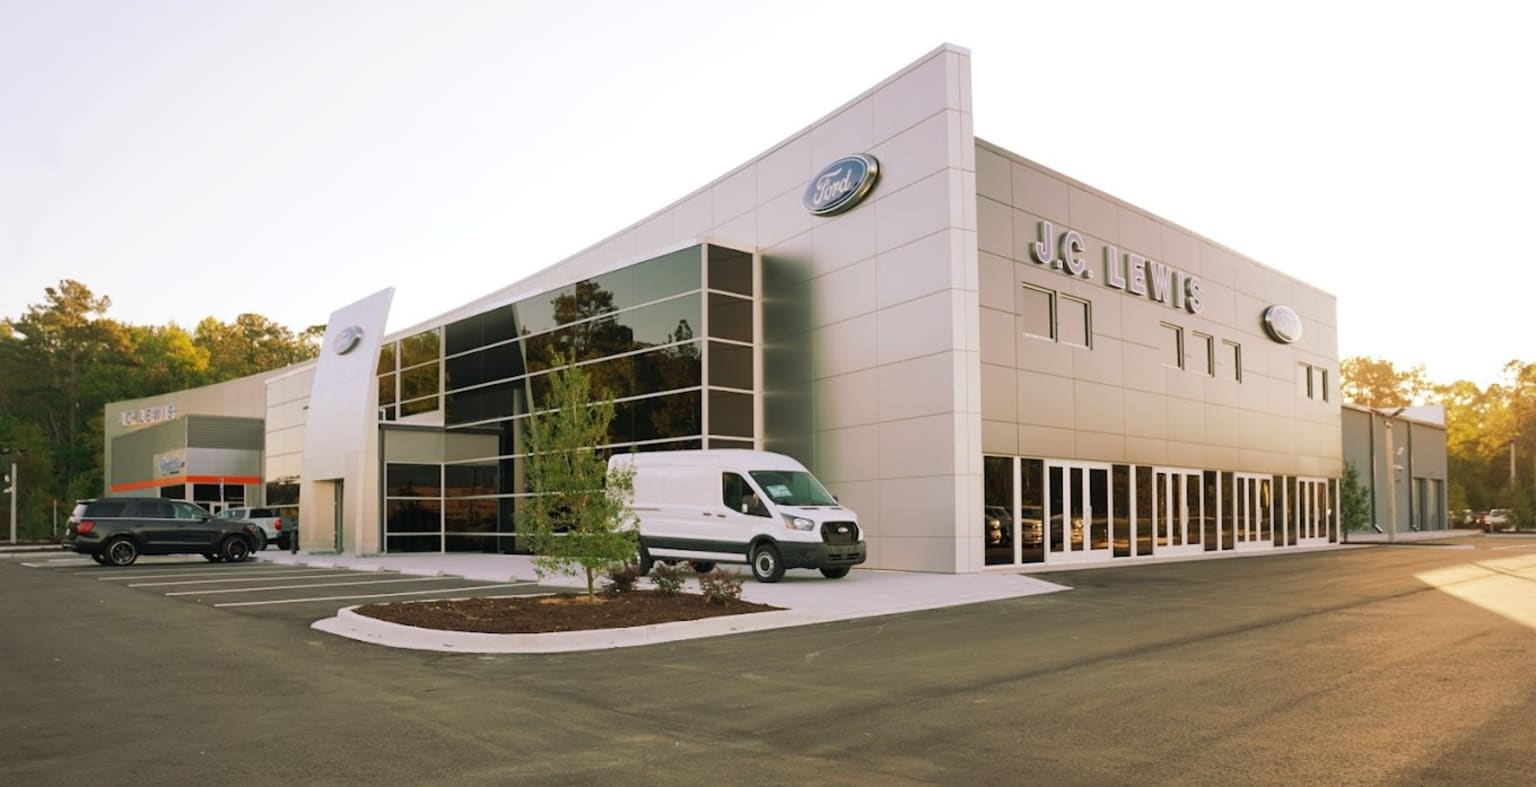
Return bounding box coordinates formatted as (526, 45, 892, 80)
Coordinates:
(381, 244, 756, 553)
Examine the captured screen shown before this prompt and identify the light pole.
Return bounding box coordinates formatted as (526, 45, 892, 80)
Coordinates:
(5, 461, 15, 544)
(1383, 407, 1407, 543)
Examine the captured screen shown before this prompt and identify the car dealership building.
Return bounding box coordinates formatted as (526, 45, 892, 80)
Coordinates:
(104, 44, 1447, 573)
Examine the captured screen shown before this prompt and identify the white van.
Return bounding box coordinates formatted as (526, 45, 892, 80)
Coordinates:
(609, 449, 865, 583)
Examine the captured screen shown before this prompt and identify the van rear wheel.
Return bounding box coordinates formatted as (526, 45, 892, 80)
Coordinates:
(750, 543, 784, 583)
(636, 546, 654, 576)
(820, 567, 850, 579)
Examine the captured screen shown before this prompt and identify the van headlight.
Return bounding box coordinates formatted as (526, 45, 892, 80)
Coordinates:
(783, 515, 815, 531)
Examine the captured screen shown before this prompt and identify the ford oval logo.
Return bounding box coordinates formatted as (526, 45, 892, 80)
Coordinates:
(837, 526, 849, 534)
(1261, 305, 1303, 344)
(332, 325, 364, 355)
(804, 154, 880, 216)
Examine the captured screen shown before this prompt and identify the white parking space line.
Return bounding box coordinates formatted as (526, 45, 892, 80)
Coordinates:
(212, 582, 535, 607)
(166, 576, 457, 596)
(131, 572, 358, 588)
(93, 568, 336, 581)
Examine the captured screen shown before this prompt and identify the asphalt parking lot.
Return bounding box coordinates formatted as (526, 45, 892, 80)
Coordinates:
(15, 553, 549, 624)
(6, 537, 1536, 785)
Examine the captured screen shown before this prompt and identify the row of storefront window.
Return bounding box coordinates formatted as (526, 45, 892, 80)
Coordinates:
(983, 455, 1339, 566)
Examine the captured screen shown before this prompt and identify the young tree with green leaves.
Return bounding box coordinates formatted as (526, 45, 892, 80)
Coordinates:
(521, 351, 637, 600)
(1339, 460, 1372, 541)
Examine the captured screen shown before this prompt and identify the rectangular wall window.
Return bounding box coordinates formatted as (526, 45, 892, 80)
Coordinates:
(1316, 367, 1330, 402)
(1057, 295, 1091, 348)
(1020, 285, 1054, 339)
(1160, 323, 1184, 369)
(1297, 363, 1314, 398)
(1193, 332, 1215, 376)
(1224, 339, 1242, 382)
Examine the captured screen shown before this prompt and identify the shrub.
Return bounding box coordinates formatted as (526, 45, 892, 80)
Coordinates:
(650, 562, 686, 595)
(698, 568, 744, 605)
(604, 563, 641, 594)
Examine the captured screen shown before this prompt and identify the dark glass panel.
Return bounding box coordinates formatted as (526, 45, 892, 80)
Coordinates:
(1048, 465, 1064, 554)
(607, 398, 636, 446)
(446, 304, 516, 356)
(266, 482, 300, 506)
(378, 343, 396, 374)
(1112, 465, 1131, 557)
(444, 498, 497, 533)
(1089, 468, 1110, 551)
(379, 405, 396, 422)
(192, 483, 220, 502)
(633, 390, 701, 442)
(400, 330, 440, 367)
(585, 267, 636, 313)
(445, 380, 521, 426)
(1135, 466, 1154, 556)
(444, 352, 482, 391)
(400, 396, 439, 417)
(1220, 471, 1236, 549)
(445, 462, 498, 497)
(708, 292, 753, 343)
(1020, 459, 1044, 563)
(498, 422, 523, 459)
(708, 390, 754, 438)
(401, 364, 439, 401)
(633, 246, 702, 305)
(499, 498, 532, 554)
(515, 284, 571, 338)
(624, 293, 700, 348)
(445, 534, 506, 553)
(386, 463, 440, 497)
(707, 245, 753, 296)
(632, 340, 701, 396)
(386, 499, 441, 535)
(709, 438, 754, 451)
(984, 456, 1013, 566)
(1203, 471, 1220, 551)
(635, 438, 702, 452)
(378, 373, 397, 406)
(708, 341, 753, 390)
(386, 534, 441, 553)
(159, 485, 186, 500)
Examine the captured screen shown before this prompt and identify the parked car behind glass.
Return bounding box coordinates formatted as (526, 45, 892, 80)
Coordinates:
(62, 497, 260, 566)
(1486, 509, 1516, 532)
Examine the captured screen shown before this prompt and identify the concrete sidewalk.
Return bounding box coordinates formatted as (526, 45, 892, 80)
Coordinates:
(252, 551, 1071, 654)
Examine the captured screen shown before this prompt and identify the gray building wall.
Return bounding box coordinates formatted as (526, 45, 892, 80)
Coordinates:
(1341, 404, 1449, 533)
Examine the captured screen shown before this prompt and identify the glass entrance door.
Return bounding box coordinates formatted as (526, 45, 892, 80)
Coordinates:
(1232, 473, 1273, 551)
(1296, 477, 1331, 546)
(1150, 467, 1204, 556)
(1045, 462, 1112, 564)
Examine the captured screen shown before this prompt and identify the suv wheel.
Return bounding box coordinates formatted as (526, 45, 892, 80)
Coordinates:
(250, 529, 268, 551)
(220, 536, 251, 563)
(202, 553, 222, 562)
(104, 537, 139, 567)
(90, 553, 107, 565)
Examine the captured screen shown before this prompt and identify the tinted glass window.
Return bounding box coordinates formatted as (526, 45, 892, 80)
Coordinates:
(446, 380, 525, 426)
(707, 245, 753, 296)
(708, 390, 754, 438)
(378, 374, 397, 406)
(631, 390, 701, 442)
(86, 500, 129, 517)
(401, 364, 439, 401)
(445, 304, 516, 356)
(708, 341, 753, 390)
(400, 330, 440, 367)
(1020, 286, 1053, 339)
(378, 343, 396, 373)
(400, 396, 439, 417)
(633, 246, 701, 305)
(708, 293, 752, 343)
(172, 501, 207, 520)
(387, 464, 440, 497)
(129, 499, 172, 518)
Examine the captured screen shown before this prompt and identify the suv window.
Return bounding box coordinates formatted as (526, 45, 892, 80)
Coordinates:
(127, 499, 173, 518)
(248, 508, 276, 518)
(85, 500, 129, 517)
(171, 501, 208, 520)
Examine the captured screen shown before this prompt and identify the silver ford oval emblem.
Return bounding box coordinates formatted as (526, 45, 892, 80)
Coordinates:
(837, 526, 849, 534)
(1261, 305, 1303, 344)
(804, 154, 879, 216)
(332, 325, 364, 355)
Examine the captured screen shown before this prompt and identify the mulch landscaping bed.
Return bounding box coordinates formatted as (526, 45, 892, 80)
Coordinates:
(353, 590, 781, 634)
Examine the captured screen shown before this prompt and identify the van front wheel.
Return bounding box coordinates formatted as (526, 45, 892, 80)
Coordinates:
(636, 546, 655, 576)
(750, 543, 784, 583)
(820, 567, 850, 579)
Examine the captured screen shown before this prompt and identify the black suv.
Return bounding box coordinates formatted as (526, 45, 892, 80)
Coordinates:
(62, 497, 261, 567)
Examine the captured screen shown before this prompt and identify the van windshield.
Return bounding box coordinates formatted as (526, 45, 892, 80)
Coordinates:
(748, 470, 838, 507)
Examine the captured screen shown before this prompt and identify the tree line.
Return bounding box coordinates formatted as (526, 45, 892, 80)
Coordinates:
(0, 280, 321, 538)
(1341, 356, 1536, 524)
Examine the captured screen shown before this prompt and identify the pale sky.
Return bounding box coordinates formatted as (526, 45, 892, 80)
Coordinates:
(2, 0, 1531, 388)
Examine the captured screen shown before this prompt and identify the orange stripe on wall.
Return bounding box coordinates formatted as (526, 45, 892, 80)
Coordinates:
(109, 475, 264, 494)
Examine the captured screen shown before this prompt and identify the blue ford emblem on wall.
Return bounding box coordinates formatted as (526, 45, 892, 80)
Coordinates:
(332, 325, 364, 355)
(804, 154, 880, 216)
(1261, 305, 1303, 344)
